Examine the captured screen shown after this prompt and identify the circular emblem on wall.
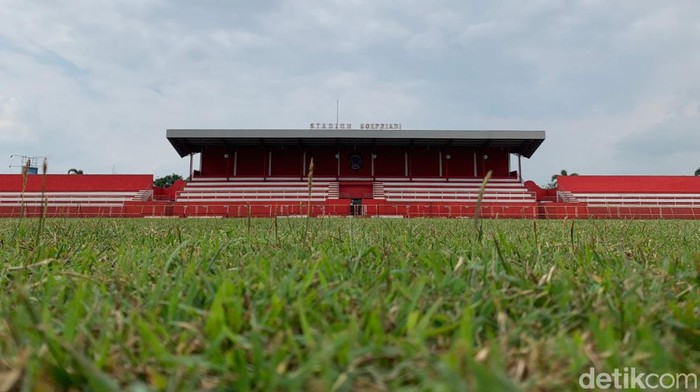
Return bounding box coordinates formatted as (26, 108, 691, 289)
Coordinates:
(348, 154, 363, 170)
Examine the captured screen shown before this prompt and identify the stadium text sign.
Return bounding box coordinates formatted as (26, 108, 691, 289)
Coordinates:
(309, 123, 402, 130)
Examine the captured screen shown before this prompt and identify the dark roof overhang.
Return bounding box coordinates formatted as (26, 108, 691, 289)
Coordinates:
(167, 129, 546, 158)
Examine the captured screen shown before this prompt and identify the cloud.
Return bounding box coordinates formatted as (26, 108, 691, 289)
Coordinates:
(614, 101, 700, 175)
(0, 96, 34, 142)
(0, 0, 699, 182)
(619, 106, 700, 156)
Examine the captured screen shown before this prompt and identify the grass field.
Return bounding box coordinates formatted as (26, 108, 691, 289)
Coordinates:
(0, 218, 698, 391)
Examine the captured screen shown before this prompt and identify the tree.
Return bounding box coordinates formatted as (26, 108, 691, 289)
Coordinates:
(67, 168, 84, 175)
(695, 167, 700, 176)
(154, 173, 183, 188)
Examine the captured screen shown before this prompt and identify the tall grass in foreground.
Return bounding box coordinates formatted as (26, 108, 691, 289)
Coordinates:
(0, 218, 698, 391)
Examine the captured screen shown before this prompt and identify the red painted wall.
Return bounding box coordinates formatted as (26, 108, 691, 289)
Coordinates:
(475, 149, 509, 177)
(557, 176, 700, 193)
(524, 180, 556, 202)
(235, 147, 266, 177)
(307, 147, 338, 177)
(539, 202, 700, 220)
(153, 179, 186, 201)
(409, 147, 439, 177)
(339, 182, 372, 198)
(271, 146, 303, 177)
(0, 174, 152, 192)
(373, 147, 405, 177)
(443, 147, 470, 178)
(201, 146, 229, 177)
(124, 201, 173, 217)
(198, 145, 513, 180)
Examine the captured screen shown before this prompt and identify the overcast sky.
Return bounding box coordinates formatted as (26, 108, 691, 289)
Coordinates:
(1, 0, 699, 184)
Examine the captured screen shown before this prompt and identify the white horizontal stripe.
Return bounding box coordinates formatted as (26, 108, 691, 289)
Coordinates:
(191, 176, 519, 183)
(384, 192, 533, 197)
(583, 199, 700, 204)
(384, 187, 530, 195)
(587, 204, 700, 208)
(175, 198, 327, 203)
(186, 182, 332, 187)
(192, 177, 325, 182)
(385, 198, 534, 203)
(182, 187, 328, 192)
(0, 197, 132, 202)
(383, 183, 523, 188)
(257, 177, 305, 180)
(178, 193, 328, 198)
(191, 177, 229, 181)
(573, 193, 700, 198)
(178, 194, 327, 198)
(378, 178, 520, 183)
(0, 192, 139, 196)
(0, 203, 124, 207)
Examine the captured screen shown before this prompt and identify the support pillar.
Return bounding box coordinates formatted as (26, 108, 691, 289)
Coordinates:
(233, 150, 238, 177)
(224, 153, 230, 181)
(188, 153, 194, 180)
(404, 151, 409, 177)
(518, 154, 522, 182)
(268, 150, 272, 178)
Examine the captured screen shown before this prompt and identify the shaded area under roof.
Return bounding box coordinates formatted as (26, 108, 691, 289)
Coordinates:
(167, 129, 546, 158)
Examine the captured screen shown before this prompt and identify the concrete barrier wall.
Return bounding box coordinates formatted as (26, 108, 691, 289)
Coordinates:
(0, 174, 153, 192)
(557, 176, 700, 193)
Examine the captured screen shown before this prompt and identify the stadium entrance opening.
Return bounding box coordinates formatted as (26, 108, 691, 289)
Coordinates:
(350, 198, 363, 216)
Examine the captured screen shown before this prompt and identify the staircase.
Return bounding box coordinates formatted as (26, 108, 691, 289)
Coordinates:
(132, 189, 154, 201)
(372, 183, 385, 199)
(327, 182, 339, 199)
(557, 191, 579, 203)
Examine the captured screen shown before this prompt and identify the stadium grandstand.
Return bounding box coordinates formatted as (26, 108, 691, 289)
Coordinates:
(1, 128, 699, 219)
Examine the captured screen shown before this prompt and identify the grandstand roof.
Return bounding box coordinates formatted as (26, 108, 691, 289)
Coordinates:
(167, 129, 546, 158)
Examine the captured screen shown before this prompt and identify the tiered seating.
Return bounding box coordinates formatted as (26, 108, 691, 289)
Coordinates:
(176, 179, 337, 203)
(0, 174, 154, 217)
(561, 192, 700, 207)
(552, 176, 700, 219)
(377, 178, 536, 203)
(0, 190, 150, 208)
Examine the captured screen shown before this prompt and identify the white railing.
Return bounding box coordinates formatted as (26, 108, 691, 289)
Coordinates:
(0, 189, 150, 207)
(568, 192, 700, 206)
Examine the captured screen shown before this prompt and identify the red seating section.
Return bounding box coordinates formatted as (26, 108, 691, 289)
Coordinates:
(168, 177, 537, 218)
(2, 174, 700, 219)
(542, 176, 700, 219)
(0, 175, 154, 217)
(172, 178, 336, 217)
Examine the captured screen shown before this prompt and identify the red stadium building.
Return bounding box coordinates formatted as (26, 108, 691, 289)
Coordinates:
(2, 127, 700, 219)
(166, 129, 545, 217)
